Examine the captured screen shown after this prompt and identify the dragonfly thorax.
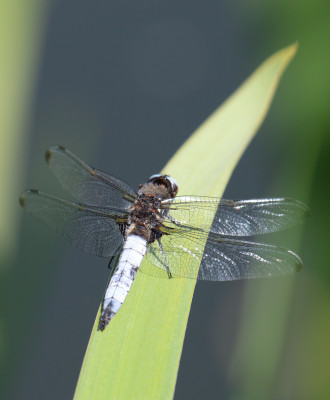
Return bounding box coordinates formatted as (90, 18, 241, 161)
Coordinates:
(126, 181, 173, 242)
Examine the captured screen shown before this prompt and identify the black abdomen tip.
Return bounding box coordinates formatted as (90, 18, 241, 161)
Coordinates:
(98, 307, 116, 331)
(98, 316, 110, 331)
(98, 320, 106, 331)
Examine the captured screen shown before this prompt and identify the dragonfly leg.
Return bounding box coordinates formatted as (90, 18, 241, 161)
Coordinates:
(107, 244, 122, 271)
(167, 214, 181, 226)
(107, 256, 114, 269)
(157, 238, 172, 279)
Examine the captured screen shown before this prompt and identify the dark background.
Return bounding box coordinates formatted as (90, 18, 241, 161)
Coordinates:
(2, 1, 330, 399)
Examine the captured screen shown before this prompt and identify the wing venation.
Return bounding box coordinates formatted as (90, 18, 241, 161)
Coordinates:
(20, 190, 125, 257)
(45, 145, 136, 208)
(164, 196, 309, 236)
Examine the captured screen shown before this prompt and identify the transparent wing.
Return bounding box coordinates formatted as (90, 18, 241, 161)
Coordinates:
(143, 227, 302, 280)
(45, 146, 136, 208)
(198, 235, 302, 281)
(142, 224, 205, 278)
(19, 190, 126, 257)
(164, 196, 309, 236)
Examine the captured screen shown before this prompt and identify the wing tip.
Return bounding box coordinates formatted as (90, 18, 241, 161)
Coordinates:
(45, 149, 52, 164)
(18, 189, 40, 208)
(19, 189, 39, 208)
(289, 198, 310, 218)
(18, 195, 25, 208)
(293, 256, 303, 272)
(288, 249, 303, 273)
(288, 199, 311, 222)
(45, 145, 66, 164)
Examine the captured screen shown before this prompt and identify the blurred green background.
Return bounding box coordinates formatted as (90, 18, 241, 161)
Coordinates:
(1, 1, 329, 399)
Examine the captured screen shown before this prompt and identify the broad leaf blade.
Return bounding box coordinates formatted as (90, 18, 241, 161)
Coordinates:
(74, 43, 297, 400)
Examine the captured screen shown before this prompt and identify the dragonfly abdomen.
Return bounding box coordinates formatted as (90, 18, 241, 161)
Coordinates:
(98, 234, 147, 330)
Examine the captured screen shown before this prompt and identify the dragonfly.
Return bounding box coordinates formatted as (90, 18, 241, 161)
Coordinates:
(19, 146, 308, 330)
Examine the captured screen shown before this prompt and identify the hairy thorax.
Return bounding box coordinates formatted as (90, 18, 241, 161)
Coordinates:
(126, 182, 172, 243)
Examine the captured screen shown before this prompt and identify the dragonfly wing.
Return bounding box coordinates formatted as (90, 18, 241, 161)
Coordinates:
(143, 226, 301, 280)
(19, 190, 126, 257)
(198, 234, 302, 281)
(165, 196, 309, 236)
(45, 146, 136, 208)
(142, 225, 206, 278)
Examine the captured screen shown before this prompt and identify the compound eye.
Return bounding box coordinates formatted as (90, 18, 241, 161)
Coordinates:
(148, 174, 179, 197)
(148, 174, 162, 182)
(165, 175, 179, 197)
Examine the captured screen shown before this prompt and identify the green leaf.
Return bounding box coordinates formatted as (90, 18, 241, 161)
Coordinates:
(74, 43, 297, 400)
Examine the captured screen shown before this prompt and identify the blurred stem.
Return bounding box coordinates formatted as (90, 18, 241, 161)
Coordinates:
(0, 1, 49, 398)
(0, 0, 49, 262)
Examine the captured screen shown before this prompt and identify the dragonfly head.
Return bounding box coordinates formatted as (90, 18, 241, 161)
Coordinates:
(148, 174, 179, 198)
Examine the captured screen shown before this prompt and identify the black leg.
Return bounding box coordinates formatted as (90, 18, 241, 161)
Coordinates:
(157, 238, 172, 279)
